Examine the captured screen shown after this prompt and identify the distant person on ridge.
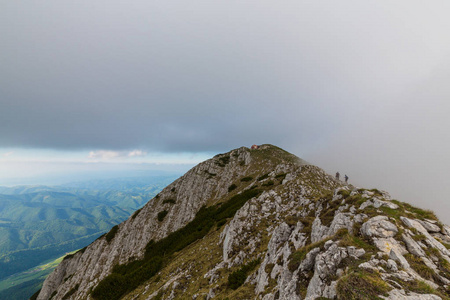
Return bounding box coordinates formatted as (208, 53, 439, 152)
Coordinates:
(344, 174, 349, 183)
(336, 172, 340, 181)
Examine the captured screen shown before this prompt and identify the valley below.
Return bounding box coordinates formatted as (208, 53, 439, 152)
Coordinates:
(0, 175, 178, 299)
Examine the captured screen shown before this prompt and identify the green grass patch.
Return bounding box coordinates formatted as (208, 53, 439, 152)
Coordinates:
(425, 249, 450, 281)
(391, 277, 446, 298)
(261, 181, 274, 187)
(131, 208, 143, 219)
(215, 155, 231, 167)
(379, 206, 403, 219)
(228, 184, 238, 192)
(162, 199, 176, 204)
(296, 270, 313, 298)
(62, 284, 79, 300)
(240, 176, 253, 182)
(288, 239, 329, 272)
(412, 234, 427, 242)
(299, 216, 315, 238)
(50, 291, 57, 299)
(338, 232, 376, 252)
(217, 219, 228, 228)
(391, 200, 438, 221)
(91, 189, 262, 300)
(440, 241, 450, 250)
(319, 200, 341, 226)
(314, 190, 334, 202)
(336, 269, 391, 300)
(157, 210, 168, 222)
(228, 259, 261, 290)
(105, 225, 119, 243)
(275, 173, 287, 180)
(337, 189, 351, 198)
(369, 189, 383, 196)
(258, 173, 270, 181)
(344, 194, 365, 207)
(285, 215, 300, 227)
(404, 253, 438, 281)
(153, 290, 164, 300)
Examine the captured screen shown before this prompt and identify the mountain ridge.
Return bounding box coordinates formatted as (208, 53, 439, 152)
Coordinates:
(35, 145, 450, 300)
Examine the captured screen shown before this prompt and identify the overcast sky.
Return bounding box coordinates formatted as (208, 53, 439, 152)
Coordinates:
(1, 1, 450, 222)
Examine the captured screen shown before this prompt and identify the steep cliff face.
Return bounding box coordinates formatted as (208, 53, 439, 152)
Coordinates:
(37, 145, 450, 300)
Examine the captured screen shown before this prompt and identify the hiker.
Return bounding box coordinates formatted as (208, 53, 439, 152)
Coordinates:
(336, 172, 340, 181)
(344, 174, 349, 183)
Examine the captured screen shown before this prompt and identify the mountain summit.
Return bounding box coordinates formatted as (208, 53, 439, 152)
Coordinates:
(35, 145, 450, 300)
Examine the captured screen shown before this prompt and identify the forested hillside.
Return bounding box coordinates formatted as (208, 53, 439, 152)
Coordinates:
(0, 175, 177, 299)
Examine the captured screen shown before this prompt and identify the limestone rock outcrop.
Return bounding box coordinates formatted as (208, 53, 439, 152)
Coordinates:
(36, 145, 450, 300)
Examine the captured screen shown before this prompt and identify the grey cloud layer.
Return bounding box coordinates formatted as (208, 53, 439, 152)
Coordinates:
(4, 1, 441, 151)
(2, 1, 450, 221)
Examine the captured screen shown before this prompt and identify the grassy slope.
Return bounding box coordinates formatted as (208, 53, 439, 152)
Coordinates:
(116, 146, 315, 299)
(120, 148, 449, 299)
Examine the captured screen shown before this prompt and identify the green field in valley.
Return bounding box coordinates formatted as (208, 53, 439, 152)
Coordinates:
(0, 251, 76, 300)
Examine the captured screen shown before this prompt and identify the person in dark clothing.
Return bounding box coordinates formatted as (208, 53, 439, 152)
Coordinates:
(344, 174, 349, 183)
(336, 172, 340, 181)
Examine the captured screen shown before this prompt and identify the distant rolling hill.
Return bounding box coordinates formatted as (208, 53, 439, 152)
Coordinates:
(0, 251, 76, 300)
(0, 174, 178, 299)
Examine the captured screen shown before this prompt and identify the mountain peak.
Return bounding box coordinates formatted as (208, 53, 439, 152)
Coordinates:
(35, 145, 450, 300)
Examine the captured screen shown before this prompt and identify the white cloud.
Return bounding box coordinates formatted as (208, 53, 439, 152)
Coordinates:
(2, 151, 14, 157)
(127, 150, 147, 157)
(88, 150, 121, 159)
(87, 150, 147, 160)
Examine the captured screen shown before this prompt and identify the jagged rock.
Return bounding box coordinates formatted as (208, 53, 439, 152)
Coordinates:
(311, 217, 329, 243)
(347, 246, 365, 259)
(322, 281, 338, 299)
(381, 289, 442, 299)
(360, 199, 399, 210)
(359, 260, 378, 271)
(387, 259, 398, 272)
(402, 233, 426, 257)
(418, 220, 441, 233)
(255, 222, 292, 293)
(305, 243, 347, 299)
(206, 287, 215, 300)
(432, 232, 450, 243)
(361, 216, 398, 239)
(204, 261, 225, 284)
(328, 212, 354, 234)
(299, 247, 320, 272)
(311, 212, 354, 243)
(389, 270, 415, 282)
(324, 240, 334, 250)
(354, 213, 368, 223)
(360, 216, 408, 257)
(390, 249, 410, 269)
(442, 225, 450, 236)
(282, 173, 296, 185)
(289, 222, 307, 250)
(35, 145, 450, 300)
(400, 217, 450, 257)
(421, 256, 439, 273)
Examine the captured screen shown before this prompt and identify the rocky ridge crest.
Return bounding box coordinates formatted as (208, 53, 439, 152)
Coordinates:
(36, 145, 450, 300)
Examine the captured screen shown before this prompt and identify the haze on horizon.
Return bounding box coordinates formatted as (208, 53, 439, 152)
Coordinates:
(1, 1, 450, 222)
